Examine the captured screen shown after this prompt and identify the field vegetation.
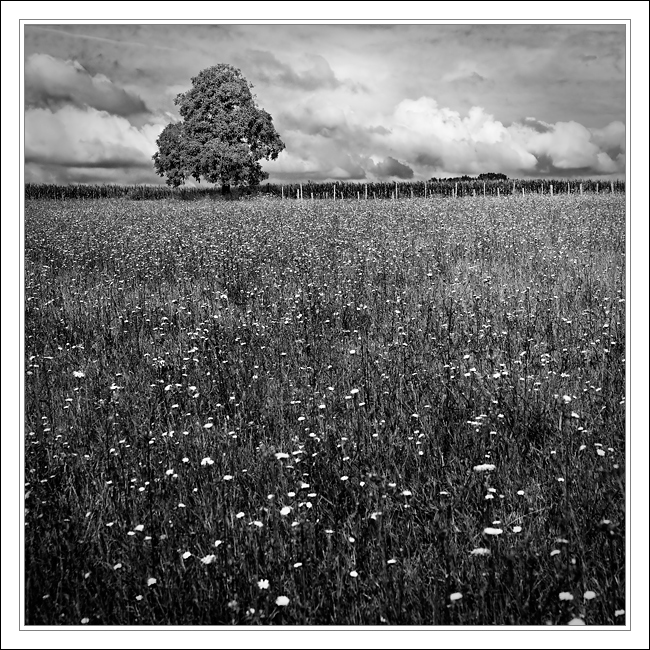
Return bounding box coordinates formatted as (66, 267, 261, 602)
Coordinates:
(24, 193, 625, 625)
(25, 178, 625, 201)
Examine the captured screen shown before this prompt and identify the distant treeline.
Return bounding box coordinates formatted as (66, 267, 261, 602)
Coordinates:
(25, 178, 626, 201)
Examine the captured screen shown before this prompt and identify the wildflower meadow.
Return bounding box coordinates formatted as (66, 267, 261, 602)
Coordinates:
(24, 191, 625, 625)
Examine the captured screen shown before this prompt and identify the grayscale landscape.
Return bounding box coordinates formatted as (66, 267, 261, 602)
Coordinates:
(23, 22, 627, 627)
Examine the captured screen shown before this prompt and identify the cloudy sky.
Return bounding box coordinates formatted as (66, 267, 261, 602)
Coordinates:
(23, 23, 627, 185)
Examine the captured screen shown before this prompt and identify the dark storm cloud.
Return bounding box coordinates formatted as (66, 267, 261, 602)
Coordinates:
(521, 117, 554, 134)
(25, 153, 153, 170)
(25, 54, 149, 116)
(413, 152, 444, 169)
(370, 157, 414, 179)
(25, 162, 163, 185)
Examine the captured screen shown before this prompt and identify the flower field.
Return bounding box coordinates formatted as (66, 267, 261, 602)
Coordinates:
(24, 193, 626, 625)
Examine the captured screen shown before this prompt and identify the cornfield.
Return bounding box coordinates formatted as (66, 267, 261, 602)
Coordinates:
(25, 178, 625, 201)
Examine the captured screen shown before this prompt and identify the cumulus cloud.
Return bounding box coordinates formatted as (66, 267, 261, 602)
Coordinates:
(590, 120, 626, 159)
(23, 50, 624, 184)
(383, 99, 624, 177)
(267, 136, 367, 182)
(25, 105, 163, 179)
(25, 53, 149, 116)
(279, 103, 351, 137)
(23, 24, 624, 185)
(267, 94, 625, 181)
(381, 98, 538, 175)
(508, 119, 623, 174)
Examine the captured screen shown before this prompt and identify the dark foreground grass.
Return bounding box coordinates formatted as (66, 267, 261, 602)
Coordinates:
(24, 195, 625, 625)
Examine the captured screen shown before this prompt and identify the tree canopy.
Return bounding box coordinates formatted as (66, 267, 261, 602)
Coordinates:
(153, 64, 285, 191)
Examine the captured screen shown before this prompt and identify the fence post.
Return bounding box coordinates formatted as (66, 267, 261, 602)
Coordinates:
(567, 181, 570, 194)
(365, 184, 368, 200)
(596, 182, 599, 194)
(281, 186, 284, 200)
(395, 181, 398, 199)
(483, 182, 486, 196)
(611, 181, 614, 193)
(522, 187, 525, 196)
(550, 184, 553, 196)
(497, 187, 500, 198)
(334, 185, 336, 200)
(580, 183, 583, 195)
(455, 182, 458, 198)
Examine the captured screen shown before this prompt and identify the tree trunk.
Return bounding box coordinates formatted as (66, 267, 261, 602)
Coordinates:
(222, 183, 231, 196)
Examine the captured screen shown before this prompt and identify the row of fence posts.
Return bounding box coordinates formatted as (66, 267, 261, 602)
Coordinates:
(279, 180, 616, 199)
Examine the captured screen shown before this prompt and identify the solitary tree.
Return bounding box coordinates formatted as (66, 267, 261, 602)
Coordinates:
(153, 64, 285, 193)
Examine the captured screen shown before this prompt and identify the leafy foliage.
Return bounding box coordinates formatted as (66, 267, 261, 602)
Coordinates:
(478, 172, 508, 181)
(153, 64, 285, 189)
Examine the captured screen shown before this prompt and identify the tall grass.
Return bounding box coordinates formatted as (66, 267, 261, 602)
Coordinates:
(24, 193, 625, 625)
